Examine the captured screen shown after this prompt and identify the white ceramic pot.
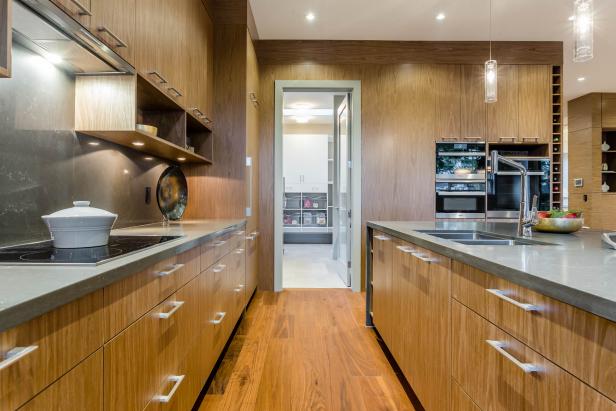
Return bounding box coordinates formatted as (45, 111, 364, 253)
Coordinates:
(42, 201, 118, 248)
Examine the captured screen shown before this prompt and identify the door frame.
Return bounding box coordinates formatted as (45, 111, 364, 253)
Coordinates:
(274, 80, 362, 292)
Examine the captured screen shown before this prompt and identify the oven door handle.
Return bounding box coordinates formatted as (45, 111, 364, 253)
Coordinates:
(437, 152, 486, 157)
(496, 171, 546, 176)
(436, 191, 486, 196)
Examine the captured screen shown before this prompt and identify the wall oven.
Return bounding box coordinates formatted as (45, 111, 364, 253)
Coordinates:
(487, 154, 551, 219)
(436, 142, 486, 180)
(436, 181, 486, 219)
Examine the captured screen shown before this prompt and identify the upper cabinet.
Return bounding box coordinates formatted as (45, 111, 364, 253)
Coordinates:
(434, 65, 461, 141)
(487, 64, 519, 143)
(90, 0, 136, 65)
(1, 0, 10, 78)
(518, 65, 551, 144)
(50, 0, 91, 26)
(460, 65, 487, 140)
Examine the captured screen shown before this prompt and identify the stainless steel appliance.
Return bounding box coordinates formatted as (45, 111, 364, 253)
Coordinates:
(436, 142, 486, 180)
(487, 151, 550, 220)
(435, 142, 486, 219)
(436, 180, 486, 219)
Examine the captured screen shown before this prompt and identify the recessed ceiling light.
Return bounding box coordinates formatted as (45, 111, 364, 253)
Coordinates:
(123, 169, 129, 175)
(305, 12, 315, 22)
(88, 142, 100, 146)
(132, 141, 145, 147)
(568, 15, 575, 21)
(577, 76, 586, 82)
(436, 13, 446, 21)
(177, 157, 186, 161)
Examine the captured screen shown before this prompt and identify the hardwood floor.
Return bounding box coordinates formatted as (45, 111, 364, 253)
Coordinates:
(198, 289, 417, 411)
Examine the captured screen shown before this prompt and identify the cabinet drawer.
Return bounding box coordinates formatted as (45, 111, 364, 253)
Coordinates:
(452, 261, 616, 402)
(371, 230, 393, 347)
(18, 349, 103, 411)
(451, 379, 480, 411)
(0, 291, 104, 410)
(452, 300, 616, 411)
(176, 247, 201, 286)
(104, 255, 181, 340)
(200, 234, 230, 271)
(228, 246, 246, 321)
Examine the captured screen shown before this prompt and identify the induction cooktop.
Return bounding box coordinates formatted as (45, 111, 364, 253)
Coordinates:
(0, 235, 183, 266)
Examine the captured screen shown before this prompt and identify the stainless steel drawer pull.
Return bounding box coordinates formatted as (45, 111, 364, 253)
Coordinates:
(213, 264, 226, 273)
(191, 107, 204, 117)
(153, 375, 185, 402)
(210, 311, 226, 325)
(374, 235, 390, 241)
(167, 87, 183, 97)
(522, 137, 540, 142)
(463, 137, 484, 141)
(69, 0, 92, 15)
(235, 230, 245, 236)
(246, 234, 256, 241)
(412, 253, 437, 263)
(214, 240, 226, 247)
(498, 137, 517, 142)
(234, 287, 243, 293)
(157, 263, 185, 277)
(234, 248, 245, 254)
(395, 245, 416, 253)
(0, 346, 38, 370)
(486, 340, 540, 373)
(486, 289, 539, 311)
(441, 137, 459, 142)
(97, 26, 128, 48)
(157, 301, 184, 319)
(148, 71, 168, 84)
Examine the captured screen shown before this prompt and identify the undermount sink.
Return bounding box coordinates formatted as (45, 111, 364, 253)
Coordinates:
(417, 230, 555, 246)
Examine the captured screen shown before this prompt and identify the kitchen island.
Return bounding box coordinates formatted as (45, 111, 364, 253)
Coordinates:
(0, 219, 257, 410)
(366, 221, 616, 411)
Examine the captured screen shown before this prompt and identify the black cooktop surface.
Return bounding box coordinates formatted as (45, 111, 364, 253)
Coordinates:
(0, 235, 182, 265)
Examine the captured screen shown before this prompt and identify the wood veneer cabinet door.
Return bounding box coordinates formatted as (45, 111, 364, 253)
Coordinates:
(602, 95, 616, 128)
(185, 0, 213, 120)
(487, 64, 519, 142)
(50, 0, 91, 26)
(90, 0, 135, 65)
(0, 291, 104, 410)
(405, 244, 451, 411)
(518, 65, 551, 144)
(390, 239, 414, 366)
(245, 231, 258, 296)
(18, 350, 103, 411)
(371, 231, 393, 347)
(435, 65, 461, 140)
(451, 380, 481, 411)
(461, 65, 487, 140)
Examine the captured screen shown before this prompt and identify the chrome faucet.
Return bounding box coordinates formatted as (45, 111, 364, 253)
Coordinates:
(490, 150, 539, 237)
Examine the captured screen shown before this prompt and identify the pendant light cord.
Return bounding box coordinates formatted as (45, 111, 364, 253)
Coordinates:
(489, 0, 493, 60)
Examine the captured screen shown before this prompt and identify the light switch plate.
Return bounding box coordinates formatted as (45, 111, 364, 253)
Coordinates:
(574, 178, 584, 187)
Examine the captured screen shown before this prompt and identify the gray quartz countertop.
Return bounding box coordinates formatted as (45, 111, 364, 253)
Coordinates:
(368, 221, 616, 323)
(0, 219, 245, 332)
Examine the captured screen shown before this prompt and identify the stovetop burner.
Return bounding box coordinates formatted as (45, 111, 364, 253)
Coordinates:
(0, 235, 182, 265)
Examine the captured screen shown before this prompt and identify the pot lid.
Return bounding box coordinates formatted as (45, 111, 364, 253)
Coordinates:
(43, 201, 117, 219)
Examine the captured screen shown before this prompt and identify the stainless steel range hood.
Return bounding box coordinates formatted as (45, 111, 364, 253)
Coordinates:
(12, 0, 134, 74)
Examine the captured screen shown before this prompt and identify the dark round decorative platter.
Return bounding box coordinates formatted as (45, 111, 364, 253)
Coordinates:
(156, 166, 188, 221)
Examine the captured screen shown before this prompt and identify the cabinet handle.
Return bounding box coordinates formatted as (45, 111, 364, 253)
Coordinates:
(167, 87, 183, 97)
(463, 137, 484, 141)
(97, 26, 128, 48)
(486, 340, 540, 373)
(190, 107, 204, 118)
(210, 311, 226, 325)
(234, 287, 243, 293)
(486, 289, 539, 311)
(156, 263, 184, 277)
(412, 253, 437, 263)
(69, 0, 92, 15)
(235, 230, 246, 236)
(395, 245, 416, 253)
(248, 91, 260, 106)
(148, 71, 168, 84)
(234, 248, 245, 254)
(153, 375, 185, 402)
(202, 117, 213, 124)
(0, 346, 38, 371)
(214, 240, 226, 247)
(213, 264, 226, 273)
(157, 301, 184, 319)
(246, 234, 256, 241)
(522, 137, 540, 142)
(374, 235, 390, 241)
(499, 137, 517, 142)
(441, 137, 459, 142)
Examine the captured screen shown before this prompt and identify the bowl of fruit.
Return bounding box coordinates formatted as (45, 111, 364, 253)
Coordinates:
(533, 210, 584, 234)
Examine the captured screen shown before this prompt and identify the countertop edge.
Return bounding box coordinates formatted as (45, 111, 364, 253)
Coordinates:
(0, 221, 246, 332)
(367, 221, 616, 323)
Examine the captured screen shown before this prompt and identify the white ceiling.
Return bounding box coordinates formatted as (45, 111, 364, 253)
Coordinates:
(283, 91, 342, 124)
(250, 0, 616, 103)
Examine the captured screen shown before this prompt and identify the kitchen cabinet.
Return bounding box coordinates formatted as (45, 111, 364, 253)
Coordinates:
(518, 65, 551, 144)
(283, 134, 329, 192)
(602, 95, 616, 128)
(371, 231, 393, 346)
(1, 0, 10, 78)
(487, 65, 519, 143)
(460, 65, 487, 140)
(90, 0, 135, 65)
(50, 0, 91, 26)
(435, 65, 461, 141)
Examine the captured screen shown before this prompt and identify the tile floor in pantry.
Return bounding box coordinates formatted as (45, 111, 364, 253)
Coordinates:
(282, 244, 348, 288)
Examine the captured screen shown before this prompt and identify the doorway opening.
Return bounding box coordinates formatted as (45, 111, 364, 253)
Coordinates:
(274, 81, 362, 291)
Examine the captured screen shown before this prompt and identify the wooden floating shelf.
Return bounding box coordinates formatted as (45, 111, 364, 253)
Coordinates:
(601, 171, 616, 174)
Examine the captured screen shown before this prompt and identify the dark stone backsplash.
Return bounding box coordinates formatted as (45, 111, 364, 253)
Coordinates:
(0, 44, 170, 247)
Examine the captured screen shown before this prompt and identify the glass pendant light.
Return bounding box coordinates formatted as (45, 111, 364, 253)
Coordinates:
(573, 0, 593, 62)
(485, 0, 497, 103)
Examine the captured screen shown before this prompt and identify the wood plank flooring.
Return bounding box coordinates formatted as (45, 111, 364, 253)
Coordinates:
(198, 289, 417, 411)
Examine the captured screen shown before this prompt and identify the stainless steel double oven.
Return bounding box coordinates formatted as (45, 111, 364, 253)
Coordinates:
(435, 143, 486, 219)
